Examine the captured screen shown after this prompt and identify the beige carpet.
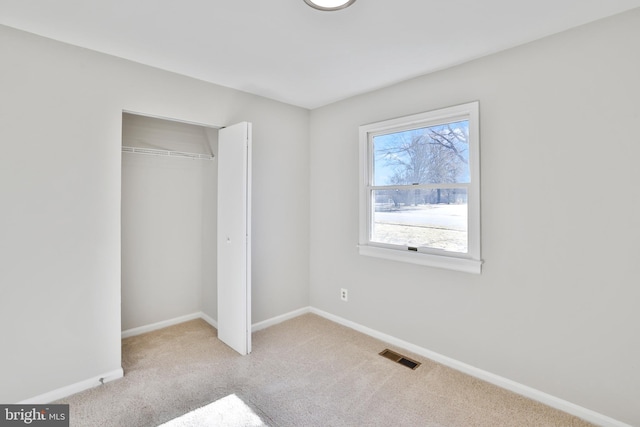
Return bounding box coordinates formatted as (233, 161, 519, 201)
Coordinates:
(58, 314, 594, 426)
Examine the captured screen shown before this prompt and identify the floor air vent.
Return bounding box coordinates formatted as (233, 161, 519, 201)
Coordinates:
(379, 349, 421, 370)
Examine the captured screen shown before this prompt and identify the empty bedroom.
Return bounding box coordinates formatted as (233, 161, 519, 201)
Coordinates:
(1, 1, 639, 426)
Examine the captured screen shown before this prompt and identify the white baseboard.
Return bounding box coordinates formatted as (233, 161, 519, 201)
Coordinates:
(18, 368, 123, 404)
(309, 307, 630, 427)
(252, 307, 311, 332)
(121, 307, 310, 339)
(121, 307, 310, 340)
(121, 312, 203, 338)
(200, 312, 218, 329)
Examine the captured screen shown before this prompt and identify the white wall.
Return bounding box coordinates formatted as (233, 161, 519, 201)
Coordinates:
(0, 24, 309, 403)
(121, 113, 214, 330)
(309, 9, 640, 426)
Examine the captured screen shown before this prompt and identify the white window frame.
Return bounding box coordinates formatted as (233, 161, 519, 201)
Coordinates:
(358, 101, 482, 274)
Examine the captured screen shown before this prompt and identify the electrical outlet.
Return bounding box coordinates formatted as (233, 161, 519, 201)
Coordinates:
(340, 288, 348, 302)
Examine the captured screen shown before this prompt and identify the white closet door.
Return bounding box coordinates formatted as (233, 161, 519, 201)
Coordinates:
(217, 122, 252, 355)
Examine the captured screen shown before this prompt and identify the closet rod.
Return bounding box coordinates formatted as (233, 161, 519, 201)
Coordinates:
(122, 145, 214, 160)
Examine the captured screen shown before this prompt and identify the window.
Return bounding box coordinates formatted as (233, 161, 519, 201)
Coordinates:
(358, 102, 481, 273)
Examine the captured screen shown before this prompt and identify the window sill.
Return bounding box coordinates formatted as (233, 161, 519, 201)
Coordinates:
(358, 245, 482, 274)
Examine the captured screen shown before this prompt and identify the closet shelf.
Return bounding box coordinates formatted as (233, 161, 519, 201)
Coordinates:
(122, 146, 214, 160)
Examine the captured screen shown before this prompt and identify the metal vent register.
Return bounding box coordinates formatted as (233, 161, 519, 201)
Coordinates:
(379, 349, 421, 370)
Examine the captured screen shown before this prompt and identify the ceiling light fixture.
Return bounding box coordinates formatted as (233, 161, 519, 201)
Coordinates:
(304, 0, 356, 12)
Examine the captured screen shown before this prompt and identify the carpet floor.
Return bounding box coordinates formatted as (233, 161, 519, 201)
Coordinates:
(58, 314, 595, 426)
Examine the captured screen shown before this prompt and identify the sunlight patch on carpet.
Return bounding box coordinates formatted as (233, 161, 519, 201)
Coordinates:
(158, 394, 267, 427)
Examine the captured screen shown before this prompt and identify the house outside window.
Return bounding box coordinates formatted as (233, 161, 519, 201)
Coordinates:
(358, 101, 482, 273)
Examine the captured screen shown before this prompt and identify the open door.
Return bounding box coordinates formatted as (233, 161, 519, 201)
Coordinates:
(217, 122, 252, 355)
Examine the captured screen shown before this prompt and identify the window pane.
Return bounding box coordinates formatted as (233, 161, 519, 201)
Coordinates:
(371, 189, 468, 253)
(373, 120, 470, 186)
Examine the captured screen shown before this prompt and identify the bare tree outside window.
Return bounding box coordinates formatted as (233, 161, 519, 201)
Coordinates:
(371, 121, 470, 252)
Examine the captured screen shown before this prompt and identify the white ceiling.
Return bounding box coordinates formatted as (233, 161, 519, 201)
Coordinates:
(2, 0, 639, 109)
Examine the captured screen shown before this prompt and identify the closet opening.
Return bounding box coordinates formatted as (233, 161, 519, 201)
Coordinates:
(120, 112, 220, 337)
